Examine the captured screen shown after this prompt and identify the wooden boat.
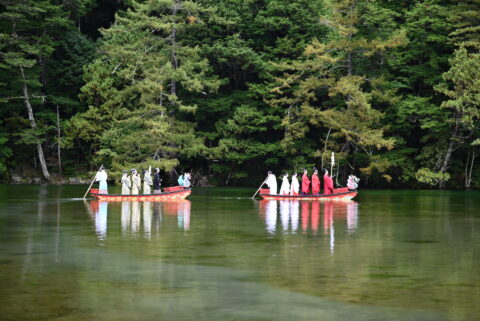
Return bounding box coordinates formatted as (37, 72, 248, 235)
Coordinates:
(259, 187, 357, 201)
(90, 186, 191, 201)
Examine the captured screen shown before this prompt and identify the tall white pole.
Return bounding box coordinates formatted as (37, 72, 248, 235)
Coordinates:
(330, 152, 335, 176)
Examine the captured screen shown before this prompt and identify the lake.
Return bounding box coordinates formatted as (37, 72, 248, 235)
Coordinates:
(0, 185, 479, 321)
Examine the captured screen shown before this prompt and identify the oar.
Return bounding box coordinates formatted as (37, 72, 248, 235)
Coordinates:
(251, 176, 268, 199)
(83, 165, 103, 199)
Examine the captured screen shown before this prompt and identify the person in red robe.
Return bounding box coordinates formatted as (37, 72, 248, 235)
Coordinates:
(311, 168, 321, 195)
(301, 169, 310, 195)
(323, 169, 334, 195)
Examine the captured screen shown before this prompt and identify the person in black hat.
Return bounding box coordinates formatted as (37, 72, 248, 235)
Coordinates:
(153, 168, 162, 194)
(312, 167, 320, 195)
(302, 169, 310, 195)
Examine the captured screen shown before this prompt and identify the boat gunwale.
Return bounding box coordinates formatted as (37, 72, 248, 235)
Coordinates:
(91, 188, 191, 198)
(259, 190, 357, 199)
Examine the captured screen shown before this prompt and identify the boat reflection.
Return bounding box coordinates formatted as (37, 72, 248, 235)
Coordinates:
(87, 200, 191, 239)
(258, 200, 359, 241)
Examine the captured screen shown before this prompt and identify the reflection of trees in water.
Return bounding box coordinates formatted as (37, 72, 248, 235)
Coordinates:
(88, 200, 191, 239)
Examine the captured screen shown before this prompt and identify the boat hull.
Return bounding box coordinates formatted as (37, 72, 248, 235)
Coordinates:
(91, 188, 191, 201)
(260, 188, 357, 201)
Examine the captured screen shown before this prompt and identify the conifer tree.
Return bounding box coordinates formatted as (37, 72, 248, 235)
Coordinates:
(70, 0, 221, 171)
(0, 0, 71, 180)
(269, 0, 405, 179)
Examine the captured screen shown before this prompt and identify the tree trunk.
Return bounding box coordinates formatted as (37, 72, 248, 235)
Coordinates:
(347, 50, 353, 76)
(321, 128, 332, 170)
(440, 116, 460, 174)
(466, 150, 475, 189)
(56, 105, 62, 177)
(20, 67, 50, 181)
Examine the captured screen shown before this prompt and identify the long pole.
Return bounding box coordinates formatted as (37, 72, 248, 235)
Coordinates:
(251, 176, 269, 199)
(330, 152, 335, 176)
(83, 165, 103, 199)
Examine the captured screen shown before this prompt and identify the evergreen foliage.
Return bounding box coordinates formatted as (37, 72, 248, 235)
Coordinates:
(0, 0, 479, 188)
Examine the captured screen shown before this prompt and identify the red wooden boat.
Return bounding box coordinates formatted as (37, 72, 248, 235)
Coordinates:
(90, 186, 191, 201)
(259, 187, 357, 201)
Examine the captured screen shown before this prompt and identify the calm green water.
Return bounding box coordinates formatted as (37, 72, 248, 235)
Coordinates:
(0, 185, 479, 321)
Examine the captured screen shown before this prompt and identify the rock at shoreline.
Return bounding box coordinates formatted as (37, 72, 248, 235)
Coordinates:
(197, 176, 215, 187)
(11, 174, 23, 184)
(68, 177, 81, 184)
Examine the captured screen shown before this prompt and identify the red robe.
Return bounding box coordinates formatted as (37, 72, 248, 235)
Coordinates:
(323, 174, 334, 195)
(311, 173, 320, 195)
(301, 174, 310, 194)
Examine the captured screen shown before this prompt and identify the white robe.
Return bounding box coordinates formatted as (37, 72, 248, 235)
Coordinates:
(95, 171, 108, 193)
(132, 175, 141, 195)
(143, 173, 153, 194)
(290, 175, 299, 195)
(121, 175, 131, 195)
(183, 173, 191, 188)
(279, 176, 290, 195)
(265, 174, 277, 195)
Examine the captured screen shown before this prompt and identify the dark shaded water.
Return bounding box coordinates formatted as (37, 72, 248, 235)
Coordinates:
(0, 185, 479, 321)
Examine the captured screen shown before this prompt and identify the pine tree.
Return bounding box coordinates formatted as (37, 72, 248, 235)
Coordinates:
(268, 0, 405, 181)
(449, 0, 480, 51)
(434, 48, 480, 186)
(0, 0, 71, 180)
(70, 0, 221, 172)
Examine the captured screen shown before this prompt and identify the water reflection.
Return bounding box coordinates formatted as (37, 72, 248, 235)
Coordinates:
(87, 200, 191, 239)
(86, 200, 108, 239)
(259, 200, 359, 254)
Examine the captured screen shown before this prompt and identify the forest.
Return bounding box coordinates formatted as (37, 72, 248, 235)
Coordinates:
(0, 0, 479, 188)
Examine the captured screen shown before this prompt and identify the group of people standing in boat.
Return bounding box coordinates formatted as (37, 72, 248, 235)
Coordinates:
(95, 167, 192, 195)
(120, 167, 160, 195)
(264, 168, 335, 196)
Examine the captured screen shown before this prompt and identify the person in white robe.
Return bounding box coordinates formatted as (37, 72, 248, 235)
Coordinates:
(290, 172, 299, 195)
(279, 173, 290, 195)
(143, 167, 153, 194)
(131, 169, 141, 195)
(183, 172, 191, 188)
(95, 168, 108, 194)
(347, 175, 360, 190)
(121, 171, 131, 195)
(264, 171, 277, 195)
